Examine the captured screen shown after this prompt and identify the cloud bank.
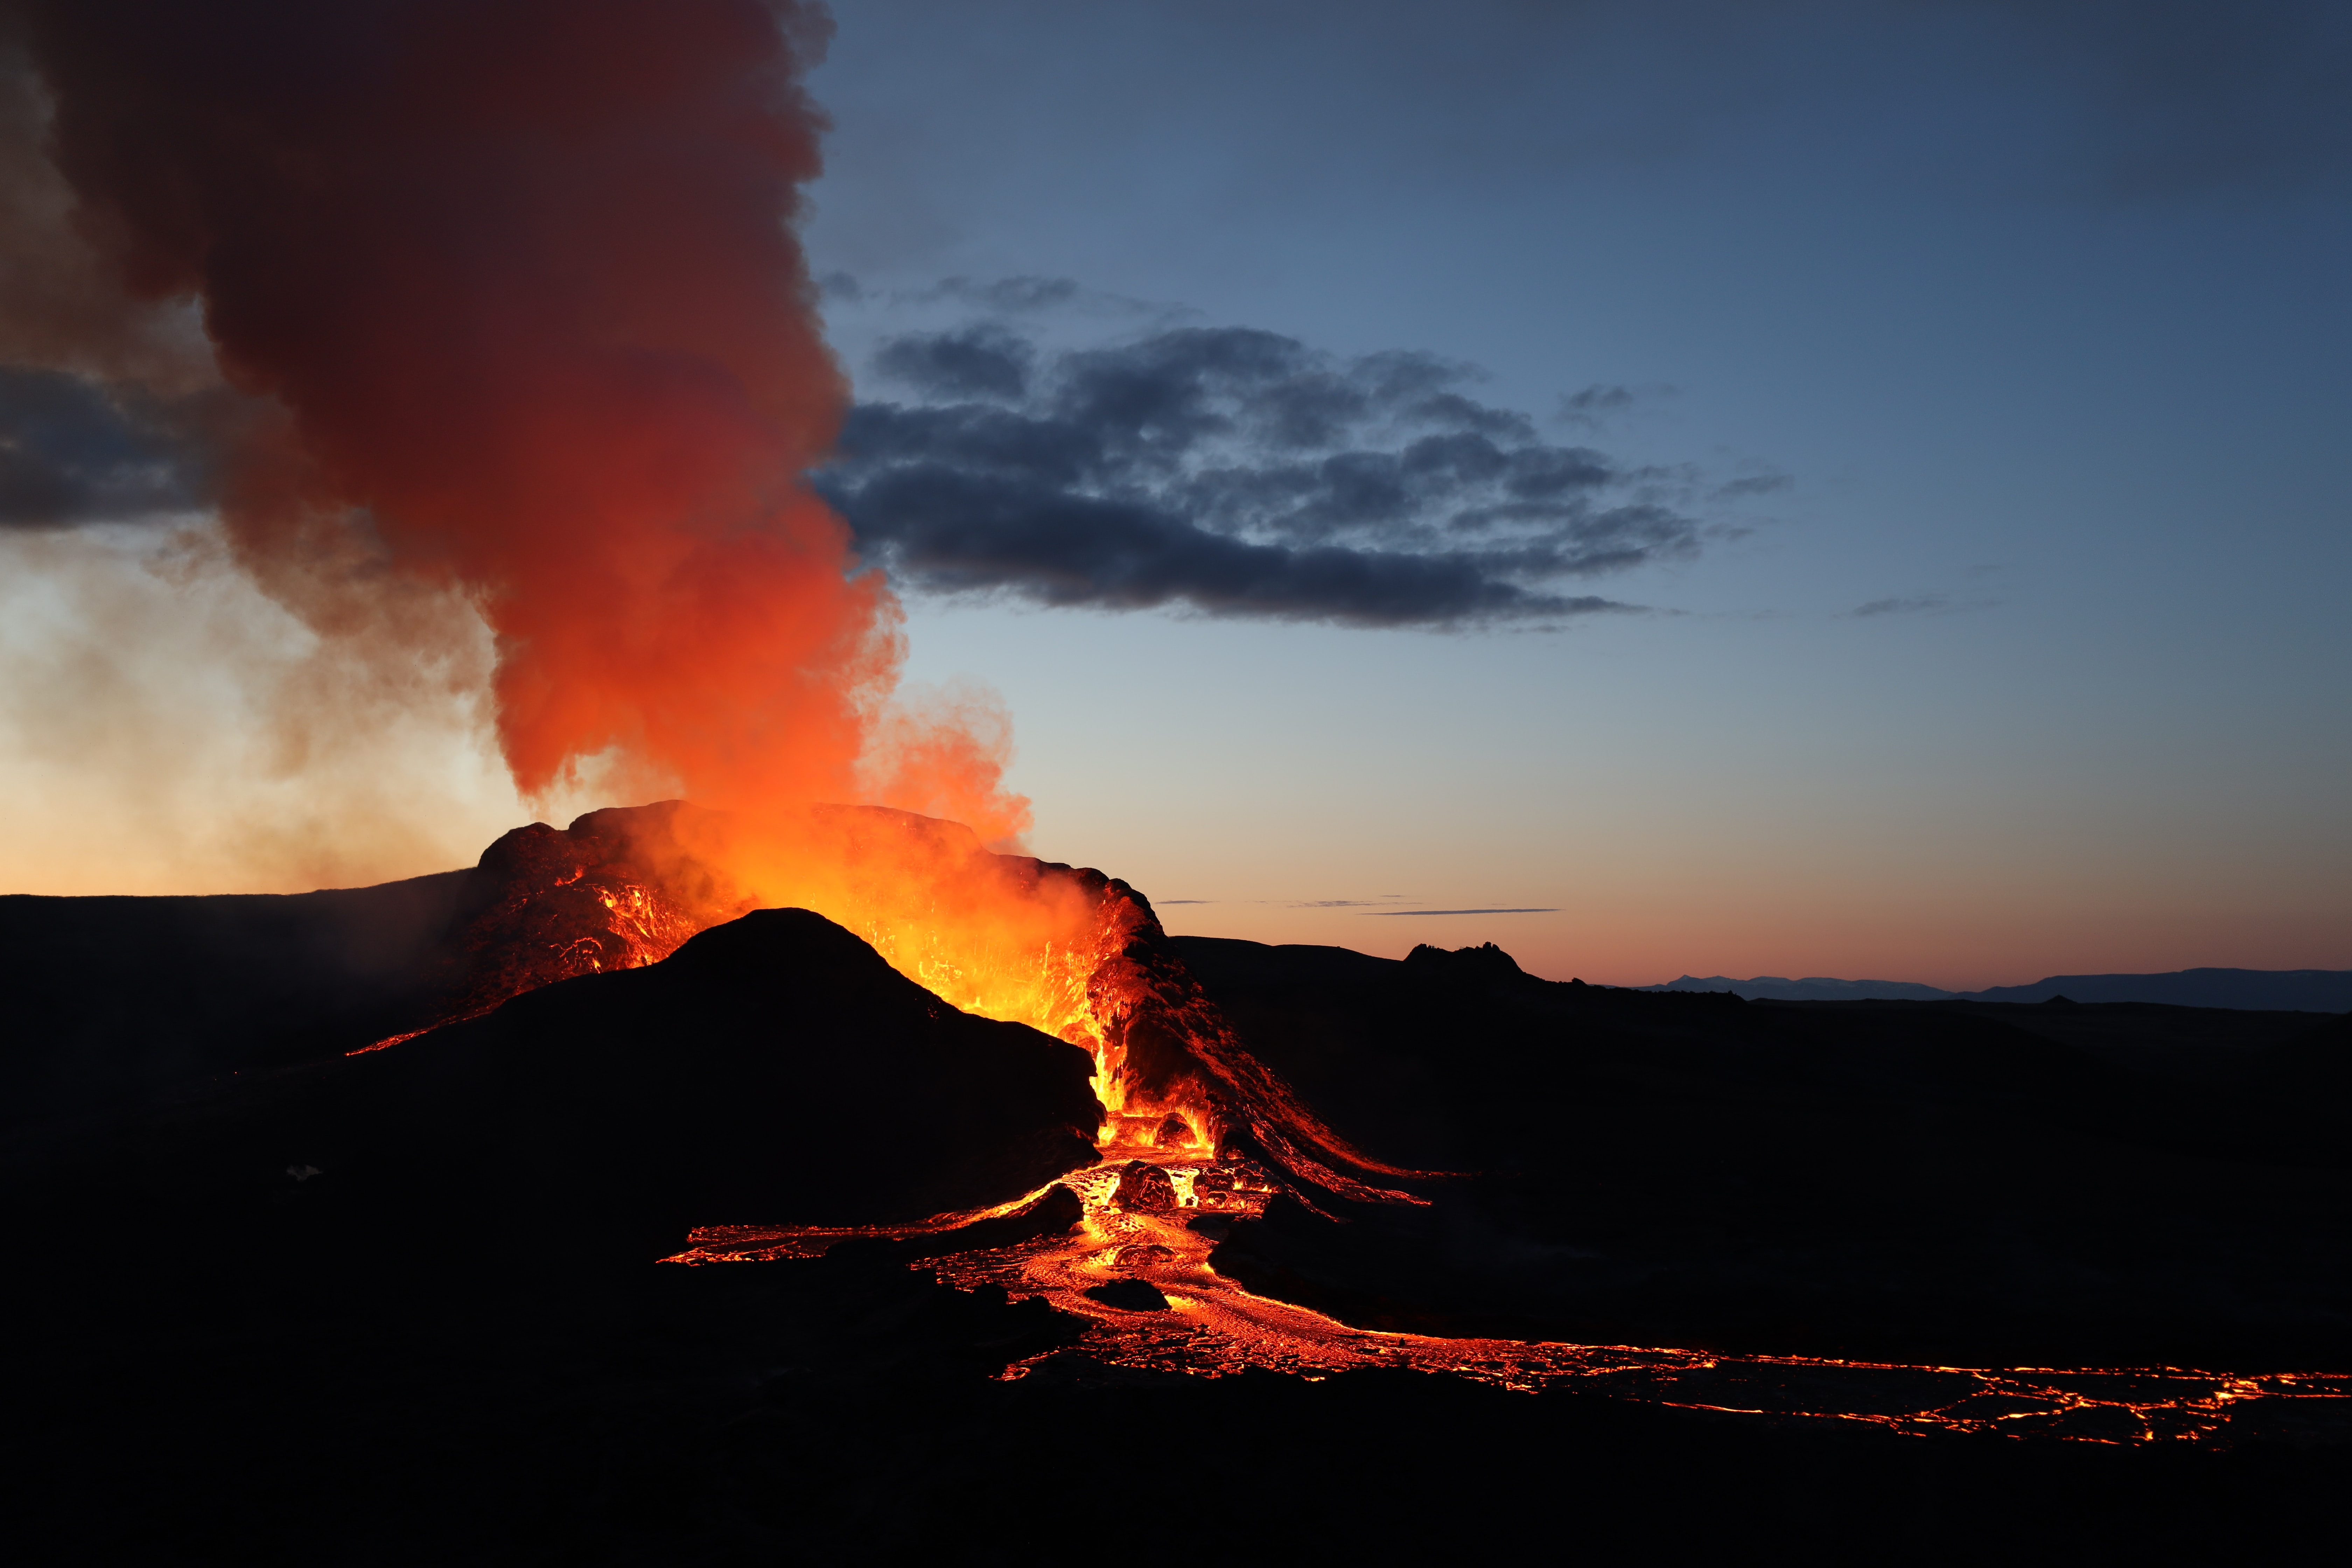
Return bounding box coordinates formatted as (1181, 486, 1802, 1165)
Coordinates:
(818, 320, 1721, 628)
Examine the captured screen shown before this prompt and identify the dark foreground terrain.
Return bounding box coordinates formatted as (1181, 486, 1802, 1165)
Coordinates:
(5, 885, 2350, 1560)
(13, 1230, 2348, 1565)
(1179, 937, 2352, 1371)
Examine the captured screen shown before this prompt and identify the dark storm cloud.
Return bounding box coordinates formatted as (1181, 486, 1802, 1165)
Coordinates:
(821, 323, 1708, 626)
(870, 323, 1033, 401)
(0, 367, 207, 526)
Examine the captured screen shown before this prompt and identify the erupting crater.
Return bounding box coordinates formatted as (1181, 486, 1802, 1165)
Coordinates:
(371, 801, 2351, 1450)
(381, 800, 1427, 1191)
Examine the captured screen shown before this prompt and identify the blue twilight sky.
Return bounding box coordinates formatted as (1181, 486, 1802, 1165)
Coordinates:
(790, 0, 2350, 987)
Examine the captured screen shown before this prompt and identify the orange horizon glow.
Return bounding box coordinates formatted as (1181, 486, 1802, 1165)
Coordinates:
(2, 778, 2341, 995)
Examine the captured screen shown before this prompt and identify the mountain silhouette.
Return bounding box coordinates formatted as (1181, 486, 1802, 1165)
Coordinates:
(1647, 966, 2352, 1011)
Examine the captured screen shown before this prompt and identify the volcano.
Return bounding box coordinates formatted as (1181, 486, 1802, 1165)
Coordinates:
(7, 808, 2352, 1558)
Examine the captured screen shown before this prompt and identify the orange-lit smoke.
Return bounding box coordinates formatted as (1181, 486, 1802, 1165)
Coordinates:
(11, 0, 1022, 841)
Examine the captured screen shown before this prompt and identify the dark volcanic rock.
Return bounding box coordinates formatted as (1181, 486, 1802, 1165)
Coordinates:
(424, 801, 752, 1026)
(0, 803, 735, 1133)
(16, 908, 1100, 1265)
(405, 908, 1102, 1251)
(1404, 939, 1524, 984)
(0, 870, 477, 1129)
(1083, 1279, 1171, 1311)
(24, 1236, 2342, 1564)
(1110, 1159, 1177, 1212)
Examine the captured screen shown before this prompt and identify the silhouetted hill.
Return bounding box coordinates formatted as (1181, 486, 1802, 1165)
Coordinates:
(1647, 973, 1960, 1001)
(1967, 967, 2352, 1010)
(1172, 934, 2352, 1368)
(1648, 966, 2352, 1011)
(0, 804, 760, 1135)
(0, 872, 475, 1129)
(12, 908, 1100, 1268)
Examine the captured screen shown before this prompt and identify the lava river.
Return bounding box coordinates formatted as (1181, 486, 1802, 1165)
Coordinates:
(665, 1133, 2352, 1450)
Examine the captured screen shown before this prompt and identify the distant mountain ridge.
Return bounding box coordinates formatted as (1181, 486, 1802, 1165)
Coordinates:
(1644, 967, 2352, 1012)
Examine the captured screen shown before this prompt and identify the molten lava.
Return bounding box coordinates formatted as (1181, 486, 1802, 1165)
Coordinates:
(671, 1140, 2349, 1449)
(667, 1121, 2348, 1448)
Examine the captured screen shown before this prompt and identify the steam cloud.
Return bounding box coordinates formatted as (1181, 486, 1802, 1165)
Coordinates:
(820, 322, 1700, 626)
(0, 0, 1027, 849)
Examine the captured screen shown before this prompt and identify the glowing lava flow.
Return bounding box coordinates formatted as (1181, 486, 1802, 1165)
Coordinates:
(667, 1136, 2351, 1448)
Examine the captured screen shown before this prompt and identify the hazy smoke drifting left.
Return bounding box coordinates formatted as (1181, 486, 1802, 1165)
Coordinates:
(0, 2, 1035, 888)
(0, 521, 572, 894)
(0, 39, 540, 893)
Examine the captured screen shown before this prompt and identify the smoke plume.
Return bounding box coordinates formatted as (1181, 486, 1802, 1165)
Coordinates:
(2, 0, 1026, 849)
